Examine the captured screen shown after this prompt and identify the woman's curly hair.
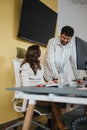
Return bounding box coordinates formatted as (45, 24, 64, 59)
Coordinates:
(21, 45, 41, 75)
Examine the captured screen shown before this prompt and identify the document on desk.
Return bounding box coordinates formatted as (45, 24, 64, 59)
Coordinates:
(45, 83, 59, 88)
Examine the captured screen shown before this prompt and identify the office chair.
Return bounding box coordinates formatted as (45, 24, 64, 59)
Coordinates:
(5, 58, 50, 130)
(6, 58, 80, 130)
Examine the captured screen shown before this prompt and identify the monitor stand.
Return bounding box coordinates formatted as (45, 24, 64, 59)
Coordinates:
(83, 62, 87, 81)
(83, 77, 87, 81)
(83, 74, 87, 87)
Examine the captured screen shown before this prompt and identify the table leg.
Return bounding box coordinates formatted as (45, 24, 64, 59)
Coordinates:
(51, 102, 65, 130)
(22, 100, 36, 130)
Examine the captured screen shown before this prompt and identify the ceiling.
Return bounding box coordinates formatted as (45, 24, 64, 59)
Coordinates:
(71, 0, 87, 4)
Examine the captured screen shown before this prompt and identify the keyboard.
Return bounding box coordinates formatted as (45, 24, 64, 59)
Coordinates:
(45, 83, 59, 88)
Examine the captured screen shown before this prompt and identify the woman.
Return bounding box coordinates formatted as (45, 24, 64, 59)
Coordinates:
(20, 45, 67, 130)
(20, 45, 45, 86)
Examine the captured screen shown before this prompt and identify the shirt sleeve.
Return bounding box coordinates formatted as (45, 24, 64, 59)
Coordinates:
(69, 41, 79, 79)
(40, 64, 46, 83)
(46, 38, 59, 79)
(20, 64, 30, 86)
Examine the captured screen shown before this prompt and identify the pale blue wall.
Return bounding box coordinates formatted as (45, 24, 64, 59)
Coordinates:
(58, 0, 87, 41)
(58, 0, 87, 81)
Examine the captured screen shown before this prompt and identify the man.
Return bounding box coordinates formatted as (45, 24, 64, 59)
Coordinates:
(43, 26, 79, 130)
(43, 25, 78, 82)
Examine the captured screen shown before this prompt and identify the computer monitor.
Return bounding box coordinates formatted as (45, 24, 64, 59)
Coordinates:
(76, 36, 87, 71)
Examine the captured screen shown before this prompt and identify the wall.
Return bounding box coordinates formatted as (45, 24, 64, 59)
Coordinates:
(58, 0, 87, 81)
(58, 0, 87, 41)
(0, 0, 57, 123)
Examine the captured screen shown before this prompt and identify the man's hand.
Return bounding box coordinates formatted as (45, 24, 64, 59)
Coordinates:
(75, 79, 83, 85)
(53, 79, 59, 83)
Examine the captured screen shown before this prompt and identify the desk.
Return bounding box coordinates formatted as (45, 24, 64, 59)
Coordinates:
(6, 86, 87, 130)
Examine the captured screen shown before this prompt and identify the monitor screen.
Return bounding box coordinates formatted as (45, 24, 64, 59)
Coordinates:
(17, 0, 58, 46)
(76, 36, 87, 70)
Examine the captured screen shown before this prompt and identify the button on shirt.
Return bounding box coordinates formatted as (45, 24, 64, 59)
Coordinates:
(43, 37, 78, 81)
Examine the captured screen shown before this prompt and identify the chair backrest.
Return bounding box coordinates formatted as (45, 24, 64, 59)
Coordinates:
(13, 59, 22, 87)
(12, 58, 48, 115)
(12, 58, 28, 112)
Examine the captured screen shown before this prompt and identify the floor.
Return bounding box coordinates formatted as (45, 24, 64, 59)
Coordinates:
(0, 115, 48, 130)
(1, 105, 87, 130)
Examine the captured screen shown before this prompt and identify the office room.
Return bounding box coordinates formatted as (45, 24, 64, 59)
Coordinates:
(0, 0, 87, 130)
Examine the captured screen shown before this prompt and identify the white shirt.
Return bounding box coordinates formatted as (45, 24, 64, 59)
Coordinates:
(43, 37, 78, 81)
(20, 63, 45, 86)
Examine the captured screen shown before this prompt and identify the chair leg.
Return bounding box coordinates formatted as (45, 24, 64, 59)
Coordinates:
(5, 120, 49, 130)
(5, 121, 23, 130)
(32, 120, 50, 130)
